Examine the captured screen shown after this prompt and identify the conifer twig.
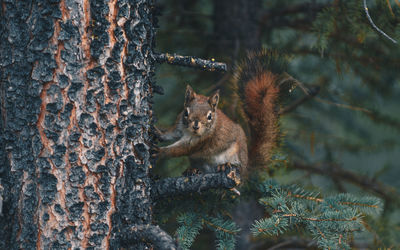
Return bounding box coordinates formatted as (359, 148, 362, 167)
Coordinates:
(280, 213, 358, 222)
(203, 219, 237, 235)
(288, 191, 324, 203)
(122, 224, 180, 250)
(363, 0, 397, 44)
(154, 53, 227, 72)
(151, 167, 240, 200)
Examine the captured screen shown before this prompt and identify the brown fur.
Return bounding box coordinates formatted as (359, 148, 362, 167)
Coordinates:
(159, 50, 284, 175)
(159, 86, 248, 174)
(244, 72, 279, 167)
(235, 49, 287, 169)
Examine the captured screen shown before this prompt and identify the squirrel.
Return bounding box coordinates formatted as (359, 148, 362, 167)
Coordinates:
(157, 50, 288, 176)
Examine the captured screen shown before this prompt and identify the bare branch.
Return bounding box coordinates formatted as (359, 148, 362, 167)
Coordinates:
(151, 167, 240, 200)
(154, 53, 227, 72)
(363, 0, 397, 44)
(122, 224, 180, 250)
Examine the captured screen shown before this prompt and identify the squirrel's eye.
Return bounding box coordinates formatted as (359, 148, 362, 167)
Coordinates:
(184, 108, 189, 117)
(207, 113, 212, 121)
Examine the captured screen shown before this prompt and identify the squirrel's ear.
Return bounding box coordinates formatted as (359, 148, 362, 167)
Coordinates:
(208, 89, 220, 111)
(184, 84, 196, 106)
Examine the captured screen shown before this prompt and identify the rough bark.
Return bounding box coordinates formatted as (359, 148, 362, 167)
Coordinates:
(121, 225, 178, 250)
(0, 0, 156, 249)
(154, 53, 227, 72)
(152, 168, 240, 200)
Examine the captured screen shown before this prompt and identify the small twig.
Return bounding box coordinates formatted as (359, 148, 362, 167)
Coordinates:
(279, 86, 320, 115)
(386, 0, 395, 17)
(310, 221, 326, 239)
(339, 201, 378, 208)
(278, 73, 320, 115)
(121, 224, 180, 250)
(203, 219, 237, 235)
(315, 97, 372, 113)
(281, 213, 358, 222)
(154, 53, 227, 72)
(282, 74, 314, 96)
(151, 167, 240, 200)
(363, 0, 397, 44)
(288, 192, 323, 203)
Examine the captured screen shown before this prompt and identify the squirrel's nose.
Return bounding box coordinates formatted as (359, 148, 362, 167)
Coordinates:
(193, 121, 199, 130)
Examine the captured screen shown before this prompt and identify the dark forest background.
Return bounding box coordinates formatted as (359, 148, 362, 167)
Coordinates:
(152, 0, 400, 249)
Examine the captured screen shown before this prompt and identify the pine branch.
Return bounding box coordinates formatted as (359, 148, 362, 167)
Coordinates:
(174, 212, 240, 250)
(280, 213, 358, 222)
(176, 213, 203, 250)
(287, 192, 323, 203)
(253, 179, 382, 249)
(151, 167, 240, 200)
(323, 193, 383, 215)
(291, 161, 400, 204)
(203, 218, 239, 235)
(122, 224, 180, 250)
(154, 53, 227, 72)
(204, 216, 240, 250)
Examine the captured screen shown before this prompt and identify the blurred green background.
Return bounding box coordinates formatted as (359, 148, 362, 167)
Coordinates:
(152, 0, 400, 248)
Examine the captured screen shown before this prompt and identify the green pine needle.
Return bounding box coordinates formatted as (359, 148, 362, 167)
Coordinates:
(253, 179, 383, 249)
(176, 212, 203, 250)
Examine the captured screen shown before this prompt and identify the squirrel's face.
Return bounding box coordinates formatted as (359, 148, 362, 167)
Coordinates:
(183, 85, 219, 136)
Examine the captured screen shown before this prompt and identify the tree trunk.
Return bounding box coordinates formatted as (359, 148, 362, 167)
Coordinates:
(0, 0, 156, 249)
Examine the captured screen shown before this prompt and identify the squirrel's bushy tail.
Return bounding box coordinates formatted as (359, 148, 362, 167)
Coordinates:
(235, 50, 289, 168)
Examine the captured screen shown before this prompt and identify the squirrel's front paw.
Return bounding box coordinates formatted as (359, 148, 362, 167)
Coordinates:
(153, 126, 165, 142)
(216, 162, 232, 173)
(151, 145, 166, 159)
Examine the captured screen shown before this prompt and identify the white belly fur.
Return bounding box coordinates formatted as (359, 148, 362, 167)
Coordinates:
(210, 142, 239, 165)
